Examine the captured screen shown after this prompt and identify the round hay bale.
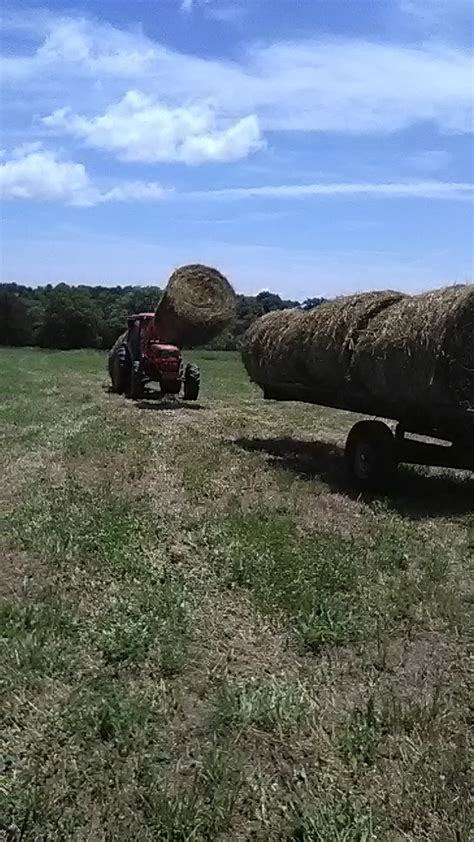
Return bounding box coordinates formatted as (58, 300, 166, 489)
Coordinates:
(242, 291, 405, 393)
(155, 264, 236, 347)
(353, 284, 474, 408)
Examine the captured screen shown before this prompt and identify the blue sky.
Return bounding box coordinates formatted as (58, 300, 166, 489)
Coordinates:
(1, 0, 473, 298)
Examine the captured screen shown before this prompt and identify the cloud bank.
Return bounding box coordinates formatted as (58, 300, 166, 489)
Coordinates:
(1, 146, 471, 206)
(2, 13, 472, 138)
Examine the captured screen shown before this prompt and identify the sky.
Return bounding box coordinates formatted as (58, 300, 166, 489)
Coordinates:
(1, 0, 473, 299)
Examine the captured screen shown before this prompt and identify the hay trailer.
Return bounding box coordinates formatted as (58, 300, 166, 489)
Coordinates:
(264, 383, 474, 490)
(243, 285, 474, 490)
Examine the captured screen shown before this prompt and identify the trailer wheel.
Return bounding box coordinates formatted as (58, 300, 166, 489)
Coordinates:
(345, 421, 398, 490)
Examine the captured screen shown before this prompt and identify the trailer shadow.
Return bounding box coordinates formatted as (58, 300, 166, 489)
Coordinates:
(235, 436, 474, 520)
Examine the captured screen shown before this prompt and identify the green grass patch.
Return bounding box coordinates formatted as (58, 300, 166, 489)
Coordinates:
(1, 347, 472, 841)
(8, 477, 150, 576)
(213, 676, 318, 735)
(206, 508, 465, 651)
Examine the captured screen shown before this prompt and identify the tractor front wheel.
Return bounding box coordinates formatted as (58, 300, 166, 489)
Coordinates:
(183, 363, 200, 401)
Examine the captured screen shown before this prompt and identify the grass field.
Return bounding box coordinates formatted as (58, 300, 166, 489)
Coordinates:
(1, 347, 473, 841)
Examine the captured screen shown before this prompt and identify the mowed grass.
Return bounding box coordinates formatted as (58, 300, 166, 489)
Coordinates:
(1, 346, 473, 841)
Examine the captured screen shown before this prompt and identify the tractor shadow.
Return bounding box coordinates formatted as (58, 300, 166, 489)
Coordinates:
(235, 436, 474, 520)
(105, 385, 203, 410)
(135, 390, 204, 412)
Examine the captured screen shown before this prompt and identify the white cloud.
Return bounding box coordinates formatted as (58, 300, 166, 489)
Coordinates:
(249, 40, 473, 134)
(0, 146, 171, 206)
(188, 181, 474, 201)
(180, 0, 244, 22)
(43, 92, 263, 164)
(100, 181, 171, 202)
(1, 16, 160, 82)
(2, 15, 473, 136)
(0, 146, 95, 205)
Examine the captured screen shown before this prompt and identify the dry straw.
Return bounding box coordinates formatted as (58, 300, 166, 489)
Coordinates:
(242, 291, 405, 392)
(242, 284, 474, 410)
(353, 284, 474, 408)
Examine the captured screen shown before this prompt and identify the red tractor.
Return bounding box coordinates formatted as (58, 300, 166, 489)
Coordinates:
(109, 313, 200, 401)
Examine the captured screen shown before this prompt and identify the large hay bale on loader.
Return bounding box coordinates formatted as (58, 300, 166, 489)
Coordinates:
(242, 284, 474, 410)
(155, 264, 236, 347)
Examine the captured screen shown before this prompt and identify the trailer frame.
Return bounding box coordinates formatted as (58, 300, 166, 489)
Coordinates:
(262, 383, 474, 489)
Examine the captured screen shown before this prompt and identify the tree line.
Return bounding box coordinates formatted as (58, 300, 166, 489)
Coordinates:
(0, 283, 326, 351)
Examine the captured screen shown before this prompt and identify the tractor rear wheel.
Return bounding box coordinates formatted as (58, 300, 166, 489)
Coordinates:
(111, 345, 130, 394)
(128, 365, 145, 400)
(344, 420, 398, 491)
(183, 363, 200, 401)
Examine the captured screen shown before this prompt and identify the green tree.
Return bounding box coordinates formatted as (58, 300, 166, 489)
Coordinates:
(303, 297, 326, 310)
(37, 286, 101, 349)
(125, 287, 163, 314)
(99, 302, 129, 350)
(0, 291, 32, 345)
(256, 291, 299, 313)
(0, 282, 306, 350)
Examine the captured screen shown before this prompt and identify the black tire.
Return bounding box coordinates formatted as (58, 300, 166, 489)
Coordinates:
(183, 363, 200, 401)
(161, 381, 181, 396)
(344, 420, 398, 490)
(128, 365, 144, 400)
(110, 345, 130, 394)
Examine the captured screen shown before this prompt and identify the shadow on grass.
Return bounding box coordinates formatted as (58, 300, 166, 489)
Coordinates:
(135, 396, 204, 412)
(104, 386, 203, 411)
(235, 436, 474, 520)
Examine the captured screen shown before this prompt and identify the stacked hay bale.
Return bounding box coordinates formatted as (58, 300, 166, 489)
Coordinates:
(242, 284, 474, 410)
(155, 264, 236, 347)
(352, 285, 474, 408)
(242, 291, 405, 394)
